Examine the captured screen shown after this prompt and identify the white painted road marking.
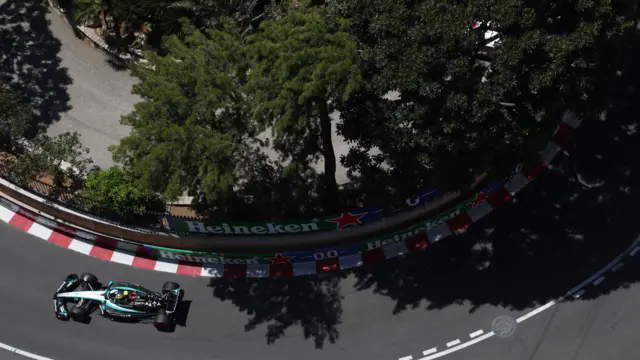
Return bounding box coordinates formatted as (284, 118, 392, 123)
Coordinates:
(630, 246, 639, 256)
(612, 262, 624, 272)
(419, 332, 495, 360)
(593, 276, 605, 286)
(0, 341, 55, 360)
(422, 348, 437, 356)
(446, 339, 461, 347)
(516, 300, 556, 323)
(573, 289, 586, 299)
(399, 356, 413, 360)
(469, 330, 484, 338)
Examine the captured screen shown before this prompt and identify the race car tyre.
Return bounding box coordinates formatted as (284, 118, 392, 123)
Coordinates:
(69, 306, 89, 323)
(80, 273, 98, 287)
(153, 314, 175, 332)
(161, 281, 180, 295)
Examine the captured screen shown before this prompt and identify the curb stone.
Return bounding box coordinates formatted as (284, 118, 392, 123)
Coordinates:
(0, 113, 582, 278)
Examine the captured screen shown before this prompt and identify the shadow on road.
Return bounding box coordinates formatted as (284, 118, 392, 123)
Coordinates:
(209, 274, 343, 348)
(0, 0, 72, 134)
(206, 30, 640, 350)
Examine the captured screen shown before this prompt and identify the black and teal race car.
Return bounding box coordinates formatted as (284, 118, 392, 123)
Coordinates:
(53, 273, 183, 332)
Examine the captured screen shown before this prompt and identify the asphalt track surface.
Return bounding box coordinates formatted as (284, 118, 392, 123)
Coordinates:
(0, 0, 137, 168)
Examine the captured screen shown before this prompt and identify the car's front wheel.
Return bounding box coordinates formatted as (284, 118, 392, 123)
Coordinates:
(153, 314, 175, 332)
(80, 273, 98, 288)
(69, 306, 89, 324)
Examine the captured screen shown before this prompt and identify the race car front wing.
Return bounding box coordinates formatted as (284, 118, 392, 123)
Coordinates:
(53, 274, 80, 320)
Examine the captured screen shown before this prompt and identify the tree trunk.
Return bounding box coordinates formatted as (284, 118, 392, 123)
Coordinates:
(99, 8, 108, 36)
(318, 99, 339, 210)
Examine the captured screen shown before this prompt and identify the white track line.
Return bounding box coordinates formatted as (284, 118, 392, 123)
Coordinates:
(419, 332, 495, 360)
(516, 300, 556, 323)
(446, 339, 461, 347)
(469, 330, 484, 338)
(593, 276, 605, 286)
(399, 356, 413, 360)
(612, 262, 624, 272)
(0, 341, 55, 360)
(422, 348, 437, 356)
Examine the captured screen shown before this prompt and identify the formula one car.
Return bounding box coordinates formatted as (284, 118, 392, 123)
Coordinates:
(53, 273, 183, 332)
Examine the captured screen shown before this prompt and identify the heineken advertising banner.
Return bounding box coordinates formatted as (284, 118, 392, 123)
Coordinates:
(153, 180, 506, 264)
(165, 188, 443, 236)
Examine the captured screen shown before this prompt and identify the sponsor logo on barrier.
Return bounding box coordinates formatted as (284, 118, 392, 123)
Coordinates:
(158, 251, 261, 265)
(360, 182, 507, 251)
(176, 220, 321, 235)
(165, 189, 442, 236)
(362, 202, 468, 251)
(405, 189, 442, 208)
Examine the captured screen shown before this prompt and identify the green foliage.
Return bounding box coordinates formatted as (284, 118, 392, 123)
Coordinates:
(107, 0, 638, 216)
(0, 86, 32, 152)
(244, 6, 361, 206)
(83, 167, 165, 222)
(72, 0, 104, 25)
(9, 132, 93, 188)
(330, 0, 639, 196)
(110, 21, 261, 211)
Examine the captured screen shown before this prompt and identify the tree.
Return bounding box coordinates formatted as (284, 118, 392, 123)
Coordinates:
(110, 21, 262, 214)
(244, 4, 362, 210)
(330, 0, 638, 197)
(9, 132, 93, 191)
(71, 0, 279, 53)
(83, 167, 165, 224)
(0, 85, 32, 152)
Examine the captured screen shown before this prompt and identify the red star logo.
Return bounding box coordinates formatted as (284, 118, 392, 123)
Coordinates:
(470, 192, 488, 206)
(267, 253, 294, 265)
(327, 211, 367, 229)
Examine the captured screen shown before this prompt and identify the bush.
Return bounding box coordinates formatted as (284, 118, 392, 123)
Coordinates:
(83, 167, 165, 225)
(0, 86, 31, 152)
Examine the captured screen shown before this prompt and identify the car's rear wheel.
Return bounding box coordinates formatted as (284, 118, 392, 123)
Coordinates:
(153, 314, 175, 332)
(69, 306, 89, 323)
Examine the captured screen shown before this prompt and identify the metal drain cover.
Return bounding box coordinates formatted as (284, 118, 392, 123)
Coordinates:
(492, 315, 517, 338)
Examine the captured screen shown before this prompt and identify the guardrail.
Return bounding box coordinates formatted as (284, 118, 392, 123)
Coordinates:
(0, 170, 487, 252)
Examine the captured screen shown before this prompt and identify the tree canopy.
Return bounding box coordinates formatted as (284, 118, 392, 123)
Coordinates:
(244, 6, 362, 210)
(331, 0, 638, 196)
(107, 0, 639, 217)
(0, 85, 32, 152)
(109, 21, 264, 214)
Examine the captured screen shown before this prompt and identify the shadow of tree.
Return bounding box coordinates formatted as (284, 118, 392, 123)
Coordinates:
(0, 0, 72, 134)
(208, 274, 345, 348)
(207, 29, 640, 349)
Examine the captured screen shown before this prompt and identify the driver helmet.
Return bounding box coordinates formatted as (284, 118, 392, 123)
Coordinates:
(122, 290, 129, 298)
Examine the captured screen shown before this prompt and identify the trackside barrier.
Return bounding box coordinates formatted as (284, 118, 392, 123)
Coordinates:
(0, 112, 582, 278)
(0, 171, 487, 252)
(0, 112, 582, 258)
